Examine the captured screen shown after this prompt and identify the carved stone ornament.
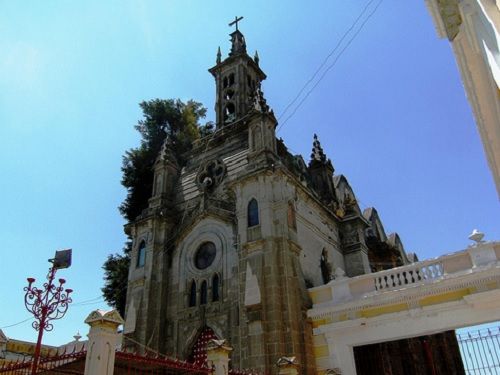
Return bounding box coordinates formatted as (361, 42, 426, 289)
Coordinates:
(84, 309, 124, 326)
(196, 159, 227, 193)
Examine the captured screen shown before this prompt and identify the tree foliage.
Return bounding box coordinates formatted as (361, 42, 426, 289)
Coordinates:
(102, 98, 213, 314)
(119, 99, 212, 221)
(102, 243, 131, 317)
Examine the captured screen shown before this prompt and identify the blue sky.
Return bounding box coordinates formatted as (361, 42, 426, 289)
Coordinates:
(0, 1, 498, 346)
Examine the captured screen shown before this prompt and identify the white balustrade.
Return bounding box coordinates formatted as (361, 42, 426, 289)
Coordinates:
(322, 242, 500, 304)
(374, 260, 444, 292)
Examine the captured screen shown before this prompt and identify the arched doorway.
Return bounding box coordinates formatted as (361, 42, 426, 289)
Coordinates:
(188, 327, 217, 365)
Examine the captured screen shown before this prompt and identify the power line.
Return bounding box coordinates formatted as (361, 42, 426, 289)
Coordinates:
(72, 296, 103, 305)
(277, 0, 377, 122)
(277, 0, 384, 133)
(0, 317, 32, 329)
(0, 297, 107, 330)
(72, 300, 106, 307)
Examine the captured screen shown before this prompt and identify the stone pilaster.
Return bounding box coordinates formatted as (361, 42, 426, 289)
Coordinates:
(84, 309, 124, 375)
(207, 339, 233, 375)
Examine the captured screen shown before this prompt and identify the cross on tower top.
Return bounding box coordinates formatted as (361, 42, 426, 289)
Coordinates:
(229, 16, 244, 31)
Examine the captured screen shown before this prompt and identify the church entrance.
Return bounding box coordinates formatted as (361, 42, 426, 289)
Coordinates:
(353, 331, 465, 375)
(188, 327, 218, 365)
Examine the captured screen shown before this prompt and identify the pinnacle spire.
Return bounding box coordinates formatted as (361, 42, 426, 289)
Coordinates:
(254, 50, 259, 65)
(216, 46, 221, 64)
(311, 134, 327, 164)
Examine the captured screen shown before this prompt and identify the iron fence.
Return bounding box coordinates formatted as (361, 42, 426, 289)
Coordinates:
(0, 348, 264, 374)
(457, 327, 500, 375)
(0, 346, 86, 374)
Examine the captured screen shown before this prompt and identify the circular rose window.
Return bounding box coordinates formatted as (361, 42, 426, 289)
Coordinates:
(194, 242, 216, 270)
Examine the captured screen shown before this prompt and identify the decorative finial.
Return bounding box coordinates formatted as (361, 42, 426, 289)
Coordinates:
(469, 229, 485, 244)
(254, 50, 259, 65)
(73, 331, 81, 341)
(229, 16, 244, 31)
(216, 46, 221, 64)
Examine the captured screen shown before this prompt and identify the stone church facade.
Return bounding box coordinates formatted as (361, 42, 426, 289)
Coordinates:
(122, 26, 410, 374)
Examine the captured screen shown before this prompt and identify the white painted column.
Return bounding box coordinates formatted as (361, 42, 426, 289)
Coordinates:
(325, 336, 356, 375)
(206, 339, 232, 375)
(83, 310, 124, 375)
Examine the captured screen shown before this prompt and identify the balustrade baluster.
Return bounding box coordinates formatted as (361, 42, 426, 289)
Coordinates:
(431, 264, 437, 278)
(407, 270, 414, 283)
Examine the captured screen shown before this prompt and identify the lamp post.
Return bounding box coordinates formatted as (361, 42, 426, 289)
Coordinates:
(24, 249, 73, 375)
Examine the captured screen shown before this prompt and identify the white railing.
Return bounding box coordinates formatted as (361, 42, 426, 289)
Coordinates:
(374, 259, 444, 291)
(310, 241, 499, 306)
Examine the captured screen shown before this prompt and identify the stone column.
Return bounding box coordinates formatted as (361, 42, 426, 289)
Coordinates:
(84, 309, 124, 375)
(206, 339, 233, 375)
(276, 357, 299, 375)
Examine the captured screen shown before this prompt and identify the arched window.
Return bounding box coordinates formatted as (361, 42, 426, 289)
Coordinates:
(189, 280, 197, 307)
(320, 249, 331, 284)
(136, 241, 146, 268)
(212, 274, 220, 302)
(247, 198, 259, 227)
(200, 281, 208, 305)
(224, 102, 235, 123)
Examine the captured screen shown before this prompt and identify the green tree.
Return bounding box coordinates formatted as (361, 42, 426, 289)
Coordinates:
(102, 243, 131, 317)
(120, 99, 211, 221)
(102, 99, 213, 314)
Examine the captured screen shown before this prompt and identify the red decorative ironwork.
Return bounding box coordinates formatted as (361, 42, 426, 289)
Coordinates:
(0, 345, 86, 374)
(115, 350, 212, 374)
(0, 345, 265, 374)
(189, 327, 217, 365)
(23, 264, 72, 374)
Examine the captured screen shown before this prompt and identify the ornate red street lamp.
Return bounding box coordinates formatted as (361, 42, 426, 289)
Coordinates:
(24, 249, 73, 375)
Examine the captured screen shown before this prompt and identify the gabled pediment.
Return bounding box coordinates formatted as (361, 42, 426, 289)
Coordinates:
(333, 174, 361, 216)
(363, 207, 388, 242)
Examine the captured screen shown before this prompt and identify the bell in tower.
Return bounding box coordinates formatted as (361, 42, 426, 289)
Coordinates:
(208, 16, 267, 128)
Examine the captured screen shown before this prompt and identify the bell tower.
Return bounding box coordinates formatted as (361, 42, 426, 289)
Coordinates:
(209, 16, 267, 127)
